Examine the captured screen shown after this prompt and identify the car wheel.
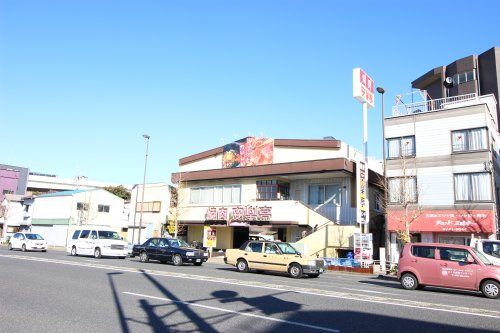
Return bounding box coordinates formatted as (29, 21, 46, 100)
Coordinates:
(481, 280, 500, 299)
(94, 247, 102, 259)
(288, 263, 303, 279)
(308, 273, 320, 278)
(401, 273, 418, 290)
(71, 246, 77, 256)
(194, 262, 203, 266)
(140, 251, 149, 263)
(172, 254, 183, 266)
(236, 259, 249, 272)
(8, 243, 12, 251)
(22, 244, 27, 252)
(42, 250, 47, 253)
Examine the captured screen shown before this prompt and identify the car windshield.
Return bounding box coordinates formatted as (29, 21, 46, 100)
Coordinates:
(276, 242, 299, 255)
(482, 241, 500, 258)
(97, 231, 121, 240)
(472, 248, 493, 265)
(25, 234, 44, 240)
(168, 239, 190, 248)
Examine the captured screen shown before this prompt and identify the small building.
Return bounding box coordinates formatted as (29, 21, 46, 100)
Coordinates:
(385, 92, 499, 262)
(29, 189, 125, 247)
(127, 183, 175, 244)
(172, 137, 383, 257)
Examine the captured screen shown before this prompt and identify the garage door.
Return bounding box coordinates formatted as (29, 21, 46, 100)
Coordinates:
(31, 225, 69, 247)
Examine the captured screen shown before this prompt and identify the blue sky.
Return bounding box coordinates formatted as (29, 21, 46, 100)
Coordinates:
(1, 0, 499, 185)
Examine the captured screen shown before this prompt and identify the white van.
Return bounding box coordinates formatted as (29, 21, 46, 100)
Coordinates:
(66, 227, 128, 259)
(469, 237, 500, 266)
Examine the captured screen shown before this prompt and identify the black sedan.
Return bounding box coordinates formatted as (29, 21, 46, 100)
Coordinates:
(131, 238, 208, 266)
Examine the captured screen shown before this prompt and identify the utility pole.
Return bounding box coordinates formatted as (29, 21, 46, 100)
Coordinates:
(137, 134, 150, 244)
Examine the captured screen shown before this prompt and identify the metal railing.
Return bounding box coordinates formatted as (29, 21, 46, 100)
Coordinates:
(391, 93, 477, 117)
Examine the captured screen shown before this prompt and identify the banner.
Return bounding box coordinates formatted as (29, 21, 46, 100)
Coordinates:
(356, 161, 369, 225)
(222, 137, 273, 168)
(203, 226, 217, 248)
(353, 233, 373, 263)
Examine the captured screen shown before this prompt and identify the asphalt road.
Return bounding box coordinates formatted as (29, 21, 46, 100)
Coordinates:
(0, 247, 499, 333)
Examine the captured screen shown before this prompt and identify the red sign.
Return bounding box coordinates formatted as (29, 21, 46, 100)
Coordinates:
(222, 137, 274, 168)
(353, 68, 375, 108)
(387, 210, 494, 233)
(205, 206, 272, 223)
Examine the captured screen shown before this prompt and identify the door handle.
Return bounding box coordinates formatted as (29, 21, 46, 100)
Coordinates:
(263, 255, 267, 257)
(440, 263, 448, 267)
(244, 253, 248, 256)
(411, 259, 418, 263)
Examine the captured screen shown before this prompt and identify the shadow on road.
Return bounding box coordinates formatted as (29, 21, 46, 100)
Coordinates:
(359, 280, 483, 297)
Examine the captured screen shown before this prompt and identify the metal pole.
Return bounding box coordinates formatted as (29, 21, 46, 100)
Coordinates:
(137, 135, 150, 244)
(363, 102, 368, 234)
(131, 184, 138, 243)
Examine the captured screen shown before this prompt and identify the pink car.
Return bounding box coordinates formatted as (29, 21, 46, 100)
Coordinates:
(398, 242, 500, 299)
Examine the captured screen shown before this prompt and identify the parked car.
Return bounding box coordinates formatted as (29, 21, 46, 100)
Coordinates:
(224, 240, 324, 278)
(66, 227, 128, 259)
(398, 242, 500, 299)
(131, 238, 208, 266)
(8, 233, 47, 252)
(469, 237, 500, 266)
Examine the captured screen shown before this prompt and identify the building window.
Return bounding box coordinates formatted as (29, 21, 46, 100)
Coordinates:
(454, 173, 491, 202)
(451, 128, 487, 152)
(388, 177, 417, 204)
(374, 193, 382, 212)
(98, 204, 110, 213)
(189, 185, 241, 205)
(256, 180, 290, 200)
(2, 189, 14, 195)
(387, 136, 415, 158)
(452, 70, 475, 86)
(76, 202, 89, 211)
(136, 201, 161, 212)
(308, 185, 341, 205)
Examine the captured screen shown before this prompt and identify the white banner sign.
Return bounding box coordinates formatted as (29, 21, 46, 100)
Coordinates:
(353, 67, 375, 108)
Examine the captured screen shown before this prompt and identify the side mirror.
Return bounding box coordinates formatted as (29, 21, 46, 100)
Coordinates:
(467, 257, 474, 264)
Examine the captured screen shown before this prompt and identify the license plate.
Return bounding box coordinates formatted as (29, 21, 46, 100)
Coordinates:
(196, 259, 201, 263)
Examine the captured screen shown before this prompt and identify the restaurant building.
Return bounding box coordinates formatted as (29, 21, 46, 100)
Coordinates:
(385, 92, 500, 262)
(171, 137, 383, 257)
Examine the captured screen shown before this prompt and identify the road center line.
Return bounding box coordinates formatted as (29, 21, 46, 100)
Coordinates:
(1, 253, 499, 320)
(123, 291, 341, 333)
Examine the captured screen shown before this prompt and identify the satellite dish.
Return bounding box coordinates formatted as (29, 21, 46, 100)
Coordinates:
(444, 77, 453, 87)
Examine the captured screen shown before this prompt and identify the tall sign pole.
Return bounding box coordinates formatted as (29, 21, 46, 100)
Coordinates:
(353, 68, 375, 234)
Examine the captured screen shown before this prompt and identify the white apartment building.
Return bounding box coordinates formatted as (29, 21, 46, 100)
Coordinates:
(172, 137, 383, 257)
(127, 183, 174, 244)
(30, 189, 125, 246)
(385, 93, 500, 261)
(27, 173, 132, 194)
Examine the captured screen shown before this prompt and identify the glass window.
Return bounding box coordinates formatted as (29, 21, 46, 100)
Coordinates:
(454, 173, 491, 201)
(190, 188, 200, 204)
(72, 230, 80, 240)
(276, 242, 299, 255)
(387, 136, 415, 158)
(90, 231, 98, 239)
(97, 231, 120, 240)
(482, 241, 500, 258)
(190, 185, 241, 205)
(439, 248, 471, 262)
(412, 246, 435, 259)
(245, 242, 263, 253)
(25, 234, 44, 240)
(388, 177, 417, 203)
(148, 239, 159, 247)
(167, 239, 190, 248)
(76, 202, 89, 211)
(98, 205, 110, 213)
(158, 239, 168, 247)
(79, 230, 90, 239)
(264, 243, 280, 254)
(308, 185, 341, 205)
(452, 128, 487, 152)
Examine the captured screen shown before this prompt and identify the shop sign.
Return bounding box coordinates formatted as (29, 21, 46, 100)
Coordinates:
(222, 137, 274, 168)
(203, 226, 217, 248)
(353, 233, 373, 263)
(387, 210, 494, 233)
(205, 206, 272, 224)
(356, 161, 369, 225)
(353, 68, 375, 108)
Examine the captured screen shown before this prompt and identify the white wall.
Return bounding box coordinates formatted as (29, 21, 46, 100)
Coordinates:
(71, 190, 124, 228)
(32, 196, 74, 219)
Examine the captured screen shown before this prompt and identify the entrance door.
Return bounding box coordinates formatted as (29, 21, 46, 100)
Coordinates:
(233, 227, 249, 249)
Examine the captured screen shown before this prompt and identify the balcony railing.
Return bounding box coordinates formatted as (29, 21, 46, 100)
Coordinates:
(391, 93, 478, 117)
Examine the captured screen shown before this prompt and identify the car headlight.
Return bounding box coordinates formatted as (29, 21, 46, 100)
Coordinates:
(103, 245, 111, 249)
(203, 252, 208, 257)
(186, 252, 195, 256)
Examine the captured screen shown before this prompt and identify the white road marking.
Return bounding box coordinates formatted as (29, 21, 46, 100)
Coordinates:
(123, 291, 341, 332)
(1, 253, 499, 320)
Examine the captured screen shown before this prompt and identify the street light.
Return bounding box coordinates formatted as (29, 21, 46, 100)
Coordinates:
(377, 86, 388, 271)
(137, 134, 150, 244)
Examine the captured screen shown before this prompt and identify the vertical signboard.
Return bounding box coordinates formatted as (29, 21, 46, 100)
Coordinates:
(353, 68, 375, 108)
(356, 160, 369, 226)
(354, 232, 373, 265)
(203, 226, 217, 248)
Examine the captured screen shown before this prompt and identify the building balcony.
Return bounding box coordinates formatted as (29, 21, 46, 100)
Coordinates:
(389, 93, 497, 125)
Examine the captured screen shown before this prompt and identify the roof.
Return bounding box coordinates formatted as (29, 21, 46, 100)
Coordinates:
(407, 242, 471, 249)
(179, 138, 342, 166)
(36, 189, 94, 198)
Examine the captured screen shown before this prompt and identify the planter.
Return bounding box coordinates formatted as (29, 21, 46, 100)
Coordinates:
(327, 265, 374, 274)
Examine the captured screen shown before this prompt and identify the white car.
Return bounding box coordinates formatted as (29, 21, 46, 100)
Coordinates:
(66, 227, 128, 259)
(470, 238, 500, 266)
(8, 233, 47, 252)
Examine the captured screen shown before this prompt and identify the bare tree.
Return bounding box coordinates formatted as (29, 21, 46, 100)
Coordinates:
(76, 193, 98, 226)
(169, 173, 188, 238)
